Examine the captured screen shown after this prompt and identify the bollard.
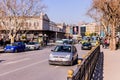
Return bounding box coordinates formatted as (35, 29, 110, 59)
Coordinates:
(67, 69, 74, 80)
(82, 54, 87, 59)
(77, 60, 82, 66)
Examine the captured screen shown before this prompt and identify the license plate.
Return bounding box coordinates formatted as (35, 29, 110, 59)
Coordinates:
(84, 46, 87, 48)
(55, 58, 62, 61)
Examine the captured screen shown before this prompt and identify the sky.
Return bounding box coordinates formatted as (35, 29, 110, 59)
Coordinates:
(43, 0, 93, 24)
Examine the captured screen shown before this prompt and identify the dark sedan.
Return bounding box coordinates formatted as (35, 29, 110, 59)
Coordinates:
(81, 42, 92, 50)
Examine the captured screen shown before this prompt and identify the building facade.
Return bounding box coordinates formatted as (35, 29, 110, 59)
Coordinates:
(80, 23, 100, 37)
(0, 13, 67, 42)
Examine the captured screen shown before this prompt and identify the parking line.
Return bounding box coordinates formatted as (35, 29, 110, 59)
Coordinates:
(54, 66, 60, 68)
(0, 59, 48, 76)
(3, 58, 30, 65)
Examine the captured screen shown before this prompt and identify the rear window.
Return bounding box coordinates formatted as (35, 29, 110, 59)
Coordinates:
(27, 42, 35, 45)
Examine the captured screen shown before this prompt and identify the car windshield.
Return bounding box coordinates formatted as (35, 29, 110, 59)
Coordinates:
(83, 42, 90, 46)
(54, 45, 71, 52)
(27, 42, 36, 45)
(7, 43, 19, 46)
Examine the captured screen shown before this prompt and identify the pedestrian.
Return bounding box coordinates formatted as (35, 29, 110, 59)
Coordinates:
(104, 38, 107, 49)
(106, 38, 109, 48)
(116, 36, 120, 49)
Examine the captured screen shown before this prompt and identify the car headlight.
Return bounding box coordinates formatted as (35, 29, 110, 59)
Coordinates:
(11, 48, 14, 50)
(66, 55, 71, 59)
(49, 54, 53, 58)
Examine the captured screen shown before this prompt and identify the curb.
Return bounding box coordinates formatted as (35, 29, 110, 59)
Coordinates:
(0, 49, 4, 53)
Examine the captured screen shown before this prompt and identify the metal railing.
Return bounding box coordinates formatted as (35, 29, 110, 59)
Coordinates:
(67, 45, 100, 80)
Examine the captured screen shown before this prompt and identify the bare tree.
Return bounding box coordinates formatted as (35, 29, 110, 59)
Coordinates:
(87, 0, 120, 50)
(0, 0, 46, 43)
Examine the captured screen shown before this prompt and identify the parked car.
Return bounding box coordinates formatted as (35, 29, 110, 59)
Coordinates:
(4, 42, 25, 53)
(55, 40, 63, 44)
(81, 42, 92, 50)
(55, 39, 75, 45)
(25, 42, 40, 50)
(62, 39, 70, 44)
(49, 44, 78, 66)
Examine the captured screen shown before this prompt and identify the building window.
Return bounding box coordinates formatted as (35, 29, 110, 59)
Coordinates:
(37, 22, 39, 26)
(34, 22, 36, 26)
(29, 23, 31, 27)
(26, 22, 28, 27)
(73, 26, 79, 35)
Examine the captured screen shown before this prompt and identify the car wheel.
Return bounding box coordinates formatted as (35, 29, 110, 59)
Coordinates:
(49, 62, 52, 65)
(37, 46, 40, 50)
(14, 49, 18, 53)
(23, 49, 25, 52)
(81, 47, 83, 50)
(89, 47, 92, 50)
(76, 55, 78, 63)
(70, 59, 73, 66)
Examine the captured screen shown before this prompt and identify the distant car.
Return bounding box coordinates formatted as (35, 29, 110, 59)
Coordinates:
(55, 39, 70, 45)
(69, 39, 76, 44)
(55, 40, 63, 44)
(91, 36, 99, 46)
(62, 39, 70, 44)
(4, 42, 25, 53)
(25, 42, 40, 50)
(80, 36, 90, 44)
(91, 40, 98, 47)
(81, 42, 92, 50)
(49, 44, 78, 66)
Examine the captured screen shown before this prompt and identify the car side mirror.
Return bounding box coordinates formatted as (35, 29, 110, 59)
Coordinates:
(51, 50, 54, 52)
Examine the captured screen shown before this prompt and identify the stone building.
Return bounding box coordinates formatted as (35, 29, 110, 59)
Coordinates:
(0, 13, 67, 42)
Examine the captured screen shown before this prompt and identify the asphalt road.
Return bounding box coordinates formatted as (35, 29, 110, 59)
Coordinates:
(0, 44, 90, 80)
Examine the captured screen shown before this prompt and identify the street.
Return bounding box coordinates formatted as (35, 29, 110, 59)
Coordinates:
(0, 44, 89, 80)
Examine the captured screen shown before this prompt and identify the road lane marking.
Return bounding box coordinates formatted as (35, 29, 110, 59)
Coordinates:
(55, 66, 60, 68)
(0, 59, 48, 77)
(3, 58, 30, 65)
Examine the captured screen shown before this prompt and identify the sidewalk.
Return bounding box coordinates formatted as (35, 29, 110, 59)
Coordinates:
(102, 48, 120, 80)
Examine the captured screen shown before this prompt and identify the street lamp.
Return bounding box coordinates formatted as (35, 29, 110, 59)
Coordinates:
(56, 31, 57, 41)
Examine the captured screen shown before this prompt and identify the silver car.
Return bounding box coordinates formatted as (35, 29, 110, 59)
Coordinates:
(26, 42, 40, 50)
(49, 44, 78, 66)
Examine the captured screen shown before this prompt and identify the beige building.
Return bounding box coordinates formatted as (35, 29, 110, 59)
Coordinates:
(80, 23, 100, 36)
(86, 23, 96, 34)
(65, 25, 71, 39)
(0, 13, 67, 41)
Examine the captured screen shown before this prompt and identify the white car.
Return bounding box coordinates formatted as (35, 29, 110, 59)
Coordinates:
(26, 42, 40, 50)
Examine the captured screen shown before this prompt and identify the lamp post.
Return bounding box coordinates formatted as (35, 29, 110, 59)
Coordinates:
(44, 34, 48, 46)
(56, 31, 57, 41)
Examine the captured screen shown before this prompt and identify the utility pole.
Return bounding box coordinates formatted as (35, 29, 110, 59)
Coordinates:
(56, 31, 57, 41)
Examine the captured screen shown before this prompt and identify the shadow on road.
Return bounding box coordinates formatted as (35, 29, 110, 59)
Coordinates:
(91, 52, 104, 80)
(0, 60, 5, 63)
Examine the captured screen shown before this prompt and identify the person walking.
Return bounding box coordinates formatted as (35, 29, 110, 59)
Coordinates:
(106, 38, 110, 48)
(104, 38, 107, 49)
(116, 36, 120, 49)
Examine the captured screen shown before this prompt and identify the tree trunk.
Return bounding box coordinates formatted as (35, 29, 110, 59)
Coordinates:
(10, 35, 15, 44)
(110, 25, 116, 50)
